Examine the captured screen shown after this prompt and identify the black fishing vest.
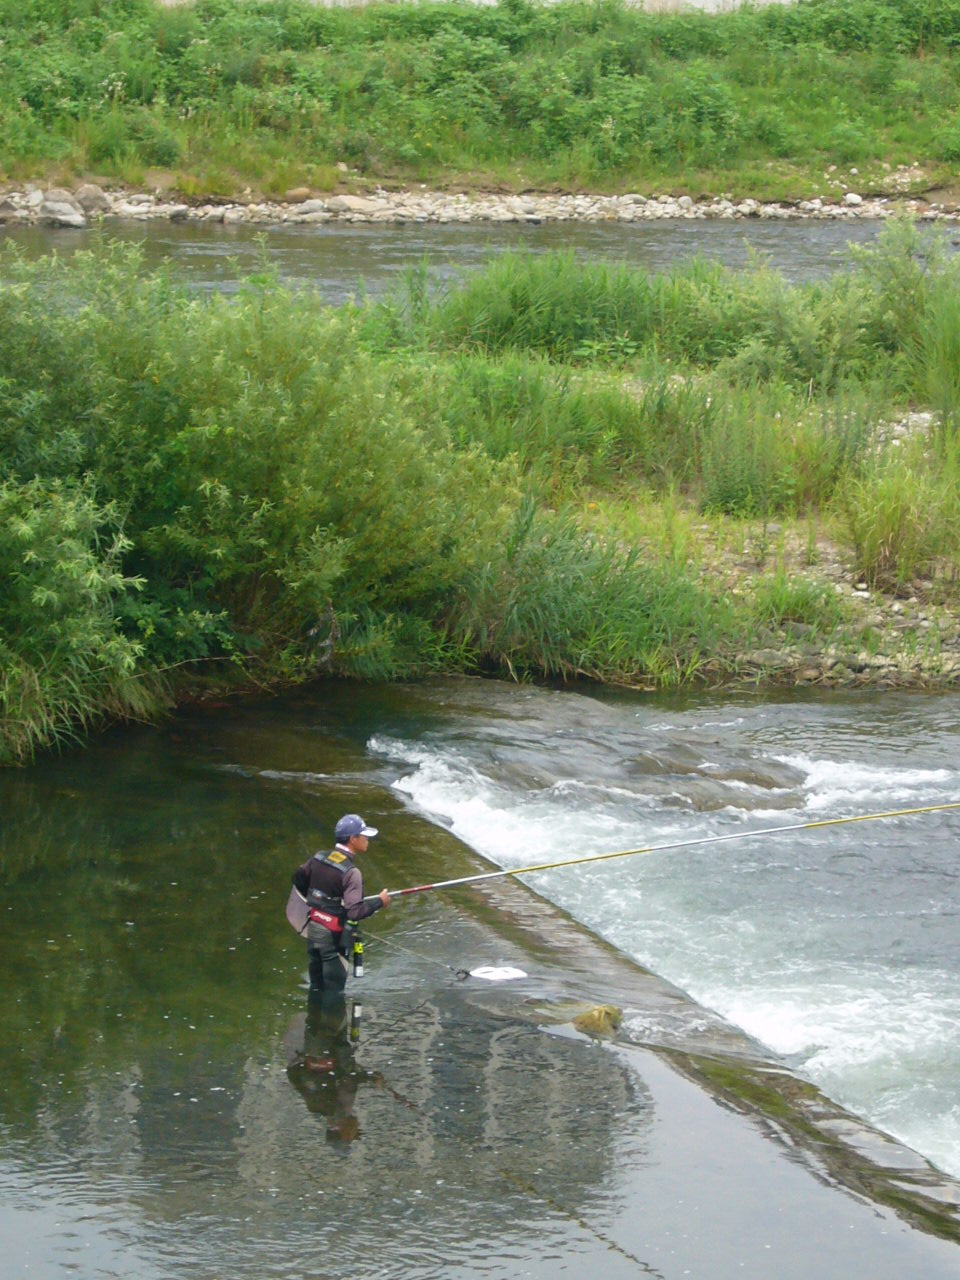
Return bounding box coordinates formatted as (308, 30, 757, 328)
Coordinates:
(307, 848, 352, 932)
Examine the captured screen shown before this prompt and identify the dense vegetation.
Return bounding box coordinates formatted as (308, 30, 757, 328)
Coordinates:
(3, 221, 960, 763)
(1, 0, 960, 197)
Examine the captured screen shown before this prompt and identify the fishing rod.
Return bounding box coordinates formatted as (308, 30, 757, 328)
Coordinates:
(367, 800, 960, 902)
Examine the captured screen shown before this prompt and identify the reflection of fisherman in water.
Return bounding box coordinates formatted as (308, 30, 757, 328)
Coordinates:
(285, 994, 377, 1142)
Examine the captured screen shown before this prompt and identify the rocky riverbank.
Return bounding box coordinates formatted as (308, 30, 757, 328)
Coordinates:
(2, 180, 958, 230)
(694, 496, 960, 692)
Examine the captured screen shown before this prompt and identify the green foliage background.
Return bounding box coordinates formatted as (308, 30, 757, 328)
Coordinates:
(3, 221, 960, 762)
(1, 0, 959, 193)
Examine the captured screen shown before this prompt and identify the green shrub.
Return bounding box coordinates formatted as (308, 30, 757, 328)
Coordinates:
(0, 478, 156, 764)
(0, 243, 517, 700)
(935, 115, 960, 161)
(699, 400, 789, 517)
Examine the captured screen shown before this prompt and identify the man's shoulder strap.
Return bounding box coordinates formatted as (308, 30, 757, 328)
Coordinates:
(317, 847, 351, 870)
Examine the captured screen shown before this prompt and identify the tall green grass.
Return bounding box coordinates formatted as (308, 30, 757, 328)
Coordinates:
(837, 436, 960, 589)
(415, 240, 932, 391)
(1, 0, 959, 194)
(447, 501, 732, 684)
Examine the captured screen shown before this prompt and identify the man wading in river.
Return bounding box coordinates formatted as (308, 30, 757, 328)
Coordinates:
(291, 814, 391, 993)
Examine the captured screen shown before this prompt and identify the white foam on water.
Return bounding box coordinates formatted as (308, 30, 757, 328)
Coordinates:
(370, 734, 668, 870)
(773, 753, 953, 812)
(699, 976, 960, 1178)
(370, 726, 960, 1179)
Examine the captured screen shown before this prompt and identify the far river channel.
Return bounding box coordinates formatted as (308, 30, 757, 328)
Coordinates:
(2, 213, 892, 298)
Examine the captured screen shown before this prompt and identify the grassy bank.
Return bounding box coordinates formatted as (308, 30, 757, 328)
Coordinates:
(3, 220, 960, 763)
(1, 0, 960, 200)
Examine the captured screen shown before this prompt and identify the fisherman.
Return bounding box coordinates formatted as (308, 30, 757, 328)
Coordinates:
(291, 813, 391, 993)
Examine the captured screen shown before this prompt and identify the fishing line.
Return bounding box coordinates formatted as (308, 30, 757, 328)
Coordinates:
(364, 929, 471, 981)
(500, 1170, 665, 1278)
(371, 800, 960, 901)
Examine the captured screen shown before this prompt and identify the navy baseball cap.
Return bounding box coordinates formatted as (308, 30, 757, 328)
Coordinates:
(335, 813, 378, 841)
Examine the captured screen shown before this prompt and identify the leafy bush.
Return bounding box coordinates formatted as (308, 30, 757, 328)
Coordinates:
(0, 478, 156, 764)
(0, 244, 517, 731)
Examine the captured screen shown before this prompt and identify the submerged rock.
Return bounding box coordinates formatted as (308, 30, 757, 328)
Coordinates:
(530, 1000, 623, 1038)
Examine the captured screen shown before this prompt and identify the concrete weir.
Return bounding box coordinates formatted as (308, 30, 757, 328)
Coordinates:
(464, 868, 960, 1268)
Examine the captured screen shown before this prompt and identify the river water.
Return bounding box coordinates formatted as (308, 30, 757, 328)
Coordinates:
(1, 215, 886, 298)
(1, 680, 959, 1277)
(370, 682, 960, 1178)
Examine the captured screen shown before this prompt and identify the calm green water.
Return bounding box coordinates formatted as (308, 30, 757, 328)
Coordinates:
(0, 687, 651, 1279)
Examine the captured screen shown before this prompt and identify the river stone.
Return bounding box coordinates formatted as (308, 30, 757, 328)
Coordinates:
(844, 192, 863, 207)
(74, 182, 110, 213)
(326, 194, 385, 214)
(40, 190, 86, 227)
(285, 187, 311, 203)
(529, 1001, 623, 1038)
(745, 649, 788, 667)
(114, 199, 153, 218)
(0, 198, 18, 222)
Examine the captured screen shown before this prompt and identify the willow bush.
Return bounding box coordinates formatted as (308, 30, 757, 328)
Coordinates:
(0, 478, 155, 765)
(0, 244, 519, 757)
